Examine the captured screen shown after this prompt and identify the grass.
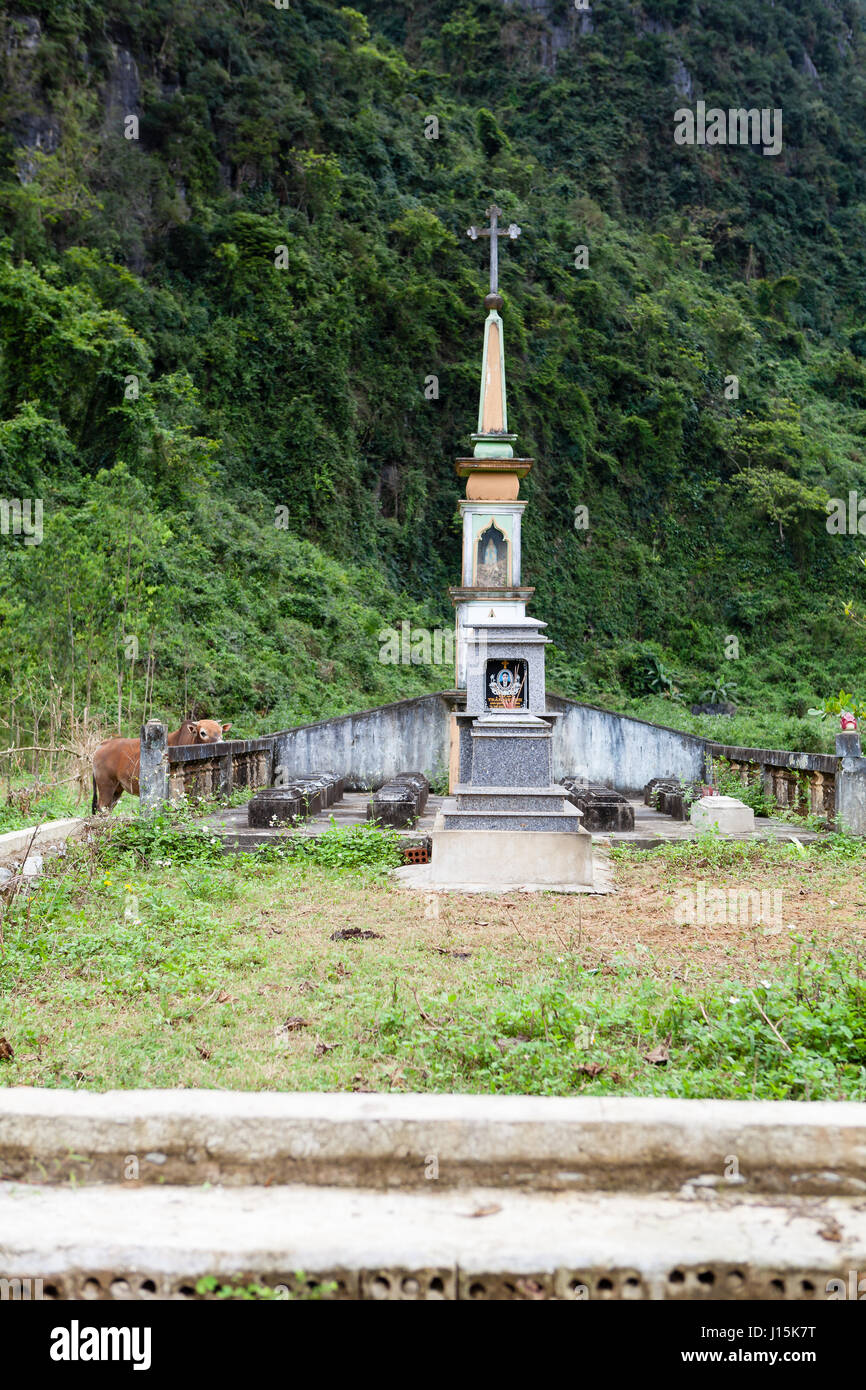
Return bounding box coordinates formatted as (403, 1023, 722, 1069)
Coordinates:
(610, 694, 834, 755)
(0, 775, 143, 834)
(0, 782, 90, 834)
(0, 779, 264, 835)
(1, 809, 865, 1099)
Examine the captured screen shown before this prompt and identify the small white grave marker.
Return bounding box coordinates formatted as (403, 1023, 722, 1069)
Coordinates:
(690, 795, 755, 833)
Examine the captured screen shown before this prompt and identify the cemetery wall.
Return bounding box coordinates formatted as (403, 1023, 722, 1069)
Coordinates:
(706, 742, 837, 819)
(547, 696, 708, 793)
(148, 697, 851, 807)
(269, 693, 707, 795)
(271, 694, 453, 791)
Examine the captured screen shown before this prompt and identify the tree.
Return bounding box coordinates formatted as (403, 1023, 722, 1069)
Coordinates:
(733, 468, 829, 541)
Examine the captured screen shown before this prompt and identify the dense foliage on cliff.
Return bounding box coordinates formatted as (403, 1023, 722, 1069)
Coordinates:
(2, 0, 866, 747)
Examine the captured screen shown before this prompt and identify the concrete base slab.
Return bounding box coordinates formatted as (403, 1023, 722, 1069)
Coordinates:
(606, 800, 824, 848)
(208, 796, 823, 853)
(393, 842, 613, 894)
(423, 823, 595, 890)
(1, 1182, 864, 1300)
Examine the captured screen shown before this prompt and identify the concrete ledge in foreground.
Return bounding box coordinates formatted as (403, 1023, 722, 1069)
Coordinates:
(1, 1091, 864, 1195)
(0, 1183, 864, 1300)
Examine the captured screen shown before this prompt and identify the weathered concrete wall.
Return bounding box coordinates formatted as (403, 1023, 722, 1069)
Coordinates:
(266, 694, 848, 806)
(546, 696, 707, 793)
(271, 694, 453, 791)
(269, 694, 707, 794)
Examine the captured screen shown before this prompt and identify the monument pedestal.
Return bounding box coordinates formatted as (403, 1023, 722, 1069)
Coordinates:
(441, 791, 585, 834)
(430, 616, 595, 887)
(428, 824, 594, 889)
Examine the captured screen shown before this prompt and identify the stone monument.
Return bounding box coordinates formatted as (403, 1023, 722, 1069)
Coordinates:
(428, 206, 594, 889)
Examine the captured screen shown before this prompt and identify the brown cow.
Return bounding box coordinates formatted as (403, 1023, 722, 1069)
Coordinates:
(91, 718, 232, 813)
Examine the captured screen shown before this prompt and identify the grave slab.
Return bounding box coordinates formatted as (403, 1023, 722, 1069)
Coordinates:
(689, 795, 755, 833)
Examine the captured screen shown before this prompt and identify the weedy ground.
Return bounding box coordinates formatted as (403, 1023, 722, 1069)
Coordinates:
(0, 810, 864, 1099)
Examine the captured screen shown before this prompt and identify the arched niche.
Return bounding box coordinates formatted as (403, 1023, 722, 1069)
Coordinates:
(475, 521, 509, 587)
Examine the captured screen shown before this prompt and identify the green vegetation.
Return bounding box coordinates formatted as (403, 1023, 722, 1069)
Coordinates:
(0, 779, 84, 833)
(710, 757, 783, 818)
(101, 805, 404, 871)
(2, 1, 866, 752)
(194, 1274, 338, 1301)
(594, 693, 834, 754)
(1, 815, 863, 1099)
(394, 948, 866, 1100)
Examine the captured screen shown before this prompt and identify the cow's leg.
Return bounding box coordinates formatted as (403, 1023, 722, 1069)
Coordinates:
(93, 770, 120, 814)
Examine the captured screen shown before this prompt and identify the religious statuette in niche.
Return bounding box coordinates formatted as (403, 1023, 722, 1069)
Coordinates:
(476, 523, 508, 586)
(486, 658, 528, 710)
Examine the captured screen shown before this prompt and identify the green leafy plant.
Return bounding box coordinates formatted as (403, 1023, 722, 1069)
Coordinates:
(711, 758, 778, 818)
(808, 690, 866, 721)
(248, 822, 403, 872)
(639, 654, 682, 701)
(194, 1273, 338, 1300)
(699, 679, 739, 704)
(99, 807, 227, 868)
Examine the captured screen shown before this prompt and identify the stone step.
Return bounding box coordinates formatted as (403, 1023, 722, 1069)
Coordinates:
(452, 783, 569, 794)
(441, 807, 582, 832)
(2, 1091, 862, 1195)
(451, 784, 574, 813)
(3, 1093, 863, 1299)
(1, 1182, 864, 1301)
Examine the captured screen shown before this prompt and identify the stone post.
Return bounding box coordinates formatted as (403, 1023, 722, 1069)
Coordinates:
(139, 721, 168, 815)
(834, 730, 866, 835)
(760, 763, 775, 807)
(219, 751, 233, 798)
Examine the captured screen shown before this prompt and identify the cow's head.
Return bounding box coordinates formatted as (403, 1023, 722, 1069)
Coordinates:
(182, 719, 232, 743)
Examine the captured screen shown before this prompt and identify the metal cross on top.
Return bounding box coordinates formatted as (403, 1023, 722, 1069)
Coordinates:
(466, 204, 521, 295)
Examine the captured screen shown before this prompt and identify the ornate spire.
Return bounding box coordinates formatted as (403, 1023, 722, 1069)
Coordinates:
(466, 205, 520, 459)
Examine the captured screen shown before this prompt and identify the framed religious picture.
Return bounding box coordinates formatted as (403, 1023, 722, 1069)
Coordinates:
(486, 658, 528, 710)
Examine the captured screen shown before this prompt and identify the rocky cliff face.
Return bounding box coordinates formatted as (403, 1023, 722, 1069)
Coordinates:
(101, 43, 141, 121)
(3, 15, 141, 180)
